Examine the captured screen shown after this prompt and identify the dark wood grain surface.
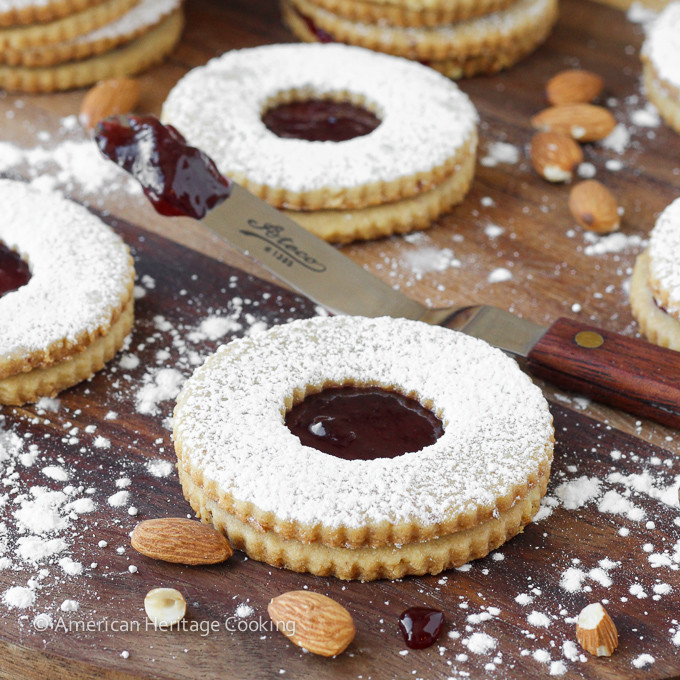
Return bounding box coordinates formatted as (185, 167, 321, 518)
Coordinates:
(0, 221, 678, 680)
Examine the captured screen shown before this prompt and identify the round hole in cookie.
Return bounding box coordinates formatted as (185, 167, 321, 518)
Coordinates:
(285, 383, 443, 461)
(0, 242, 31, 298)
(262, 90, 382, 143)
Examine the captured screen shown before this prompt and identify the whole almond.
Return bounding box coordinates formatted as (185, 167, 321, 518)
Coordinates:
(131, 518, 233, 565)
(530, 131, 583, 182)
(80, 77, 141, 129)
(531, 104, 616, 142)
(268, 591, 355, 657)
(546, 69, 604, 106)
(576, 603, 618, 656)
(568, 180, 620, 233)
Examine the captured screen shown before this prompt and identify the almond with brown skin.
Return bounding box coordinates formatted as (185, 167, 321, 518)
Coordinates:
(576, 603, 618, 656)
(531, 104, 616, 142)
(131, 518, 233, 565)
(79, 77, 141, 129)
(546, 69, 604, 106)
(568, 180, 620, 233)
(268, 591, 355, 657)
(530, 131, 583, 182)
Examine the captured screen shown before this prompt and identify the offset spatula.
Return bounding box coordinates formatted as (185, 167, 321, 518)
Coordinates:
(96, 115, 680, 429)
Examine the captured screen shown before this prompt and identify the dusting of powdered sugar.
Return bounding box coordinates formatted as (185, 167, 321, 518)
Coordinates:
(0, 180, 134, 370)
(162, 43, 478, 192)
(481, 141, 520, 167)
(174, 316, 553, 528)
(648, 198, 680, 313)
(0, 116, 142, 207)
(642, 2, 680, 90)
(74, 0, 179, 43)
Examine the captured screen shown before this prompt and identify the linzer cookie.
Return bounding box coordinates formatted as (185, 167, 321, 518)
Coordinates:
(1, 0, 180, 67)
(0, 0, 109, 28)
(174, 316, 555, 581)
(0, 0, 138, 50)
(0, 7, 183, 92)
(0, 180, 135, 405)
(282, 0, 558, 76)
(162, 43, 478, 242)
(641, 2, 680, 135)
(308, 0, 516, 27)
(631, 198, 680, 350)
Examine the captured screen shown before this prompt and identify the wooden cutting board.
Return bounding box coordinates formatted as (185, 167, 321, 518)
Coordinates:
(0, 220, 678, 680)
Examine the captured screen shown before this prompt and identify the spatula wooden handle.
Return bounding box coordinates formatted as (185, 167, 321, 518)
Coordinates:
(527, 317, 680, 428)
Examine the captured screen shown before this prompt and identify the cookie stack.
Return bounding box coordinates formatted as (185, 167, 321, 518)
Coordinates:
(162, 43, 479, 243)
(281, 0, 559, 78)
(0, 0, 184, 92)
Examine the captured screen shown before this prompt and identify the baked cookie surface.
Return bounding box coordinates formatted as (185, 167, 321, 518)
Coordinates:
(0, 180, 135, 404)
(0, 7, 183, 92)
(283, 0, 558, 74)
(162, 43, 478, 211)
(174, 316, 554, 580)
(0, 0, 180, 66)
(631, 198, 680, 349)
(642, 2, 680, 134)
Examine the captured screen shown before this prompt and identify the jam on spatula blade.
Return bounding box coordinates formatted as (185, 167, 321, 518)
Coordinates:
(94, 114, 232, 220)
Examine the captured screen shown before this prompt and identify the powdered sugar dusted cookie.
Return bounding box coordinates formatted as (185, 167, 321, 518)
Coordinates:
(0, 180, 135, 404)
(0, 0, 180, 67)
(631, 198, 680, 350)
(174, 316, 554, 580)
(162, 43, 478, 241)
(0, 7, 183, 92)
(642, 2, 680, 135)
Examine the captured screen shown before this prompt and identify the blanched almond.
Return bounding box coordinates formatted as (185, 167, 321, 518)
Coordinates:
(576, 602, 618, 656)
(268, 591, 355, 657)
(131, 518, 233, 565)
(546, 69, 604, 106)
(568, 180, 620, 233)
(144, 587, 186, 627)
(531, 104, 616, 142)
(530, 132, 583, 182)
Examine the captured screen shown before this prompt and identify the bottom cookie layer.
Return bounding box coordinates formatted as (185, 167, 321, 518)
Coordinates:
(0, 299, 134, 405)
(284, 140, 476, 242)
(643, 62, 680, 136)
(630, 249, 680, 351)
(178, 464, 548, 581)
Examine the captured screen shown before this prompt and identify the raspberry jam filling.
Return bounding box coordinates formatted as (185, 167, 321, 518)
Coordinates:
(95, 114, 232, 220)
(0, 243, 31, 298)
(398, 608, 445, 649)
(263, 99, 380, 142)
(285, 386, 443, 461)
(295, 7, 335, 43)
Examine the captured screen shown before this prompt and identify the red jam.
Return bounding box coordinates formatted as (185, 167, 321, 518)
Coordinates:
(285, 386, 443, 461)
(297, 8, 334, 43)
(263, 100, 380, 142)
(94, 114, 232, 219)
(0, 243, 31, 297)
(398, 608, 445, 649)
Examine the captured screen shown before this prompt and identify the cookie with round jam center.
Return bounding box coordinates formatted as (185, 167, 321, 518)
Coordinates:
(0, 243, 30, 297)
(286, 385, 443, 460)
